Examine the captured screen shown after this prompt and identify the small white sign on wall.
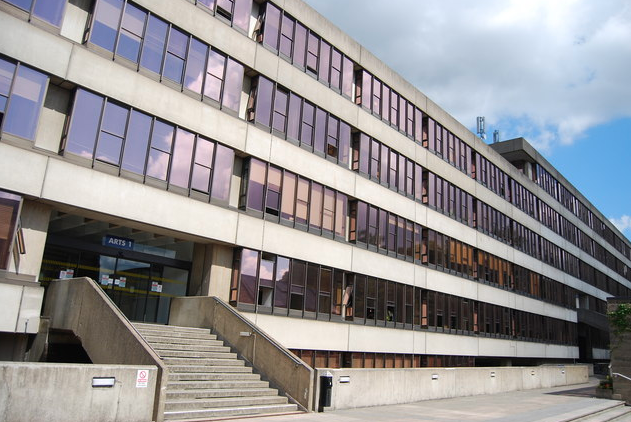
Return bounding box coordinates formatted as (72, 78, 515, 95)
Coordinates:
(136, 370, 149, 388)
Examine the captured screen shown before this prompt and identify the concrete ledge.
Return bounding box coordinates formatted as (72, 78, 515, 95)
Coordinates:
(0, 362, 157, 422)
(316, 364, 589, 410)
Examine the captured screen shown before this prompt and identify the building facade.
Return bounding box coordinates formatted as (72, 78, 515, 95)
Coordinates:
(0, 0, 629, 368)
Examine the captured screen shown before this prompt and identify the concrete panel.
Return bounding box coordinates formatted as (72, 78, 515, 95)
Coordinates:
(354, 177, 415, 221)
(348, 325, 415, 354)
(235, 214, 265, 251)
(262, 223, 352, 271)
(269, 137, 355, 195)
(0, 284, 21, 332)
(425, 331, 478, 356)
(244, 125, 273, 162)
(245, 313, 350, 353)
(35, 84, 70, 153)
(0, 144, 48, 197)
(478, 338, 517, 357)
(426, 270, 478, 302)
(319, 365, 589, 411)
(0, 13, 72, 78)
(59, 0, 90, 43)
(40, 159, 239, 245)
(16, 285, 43, 334)
(8, 201, 51, 279)
(0, 362, 156, 422)
(425, 209, 477, 246)
(350, 248, 414, 285)
(253, 43, 280, 81)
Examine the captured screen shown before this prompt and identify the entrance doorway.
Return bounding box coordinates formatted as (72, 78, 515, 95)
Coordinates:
(40, 212, 193, 324)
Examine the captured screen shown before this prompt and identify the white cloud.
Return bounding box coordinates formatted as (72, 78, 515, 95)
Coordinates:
(304, 0, 631, 153)
(610, 215, 631, 236)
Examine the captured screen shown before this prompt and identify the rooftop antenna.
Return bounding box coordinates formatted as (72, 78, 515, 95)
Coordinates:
(476, 117, 486, 141)
(493, 130, 500, 144)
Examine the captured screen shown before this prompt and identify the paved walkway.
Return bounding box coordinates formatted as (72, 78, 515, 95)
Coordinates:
(224, 379, 628, 422)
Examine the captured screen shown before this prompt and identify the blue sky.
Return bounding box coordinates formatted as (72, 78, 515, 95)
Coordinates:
(304, 0, 631, 241)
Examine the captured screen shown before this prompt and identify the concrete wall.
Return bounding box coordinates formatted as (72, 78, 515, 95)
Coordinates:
(608, 298, 631, 405)
(316, 364, 589, 411)
(169, 296, 315, 411)
(0, 362, 157, 422)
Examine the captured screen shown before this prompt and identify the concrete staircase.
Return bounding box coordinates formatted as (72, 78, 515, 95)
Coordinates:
(133, 322, 299, 421)
(568, 402, 631, 422)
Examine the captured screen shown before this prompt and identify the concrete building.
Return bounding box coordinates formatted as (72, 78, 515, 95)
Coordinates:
(1, 0, 630, 370)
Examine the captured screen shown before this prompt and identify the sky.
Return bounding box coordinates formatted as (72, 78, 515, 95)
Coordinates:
(303, 0, 631, 241)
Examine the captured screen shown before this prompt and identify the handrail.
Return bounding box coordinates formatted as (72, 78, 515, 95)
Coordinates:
(612, 372, 631, 382)
(169, 296, 315, 411)
(43, 277, 168, 422)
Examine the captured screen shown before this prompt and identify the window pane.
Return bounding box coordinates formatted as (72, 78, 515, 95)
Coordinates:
(338, 122, 350, 165)
(197, 0, 215, 10)
(309, 183, 322, 229)
(296, 177, 309, 225)
(163, 28, 188, 83)
(274, 256, 290, 308)
(0, 190, 22, 270)
(169, 128, 195, 188)
(191, 137, 214, 193)
(318, 40, 330, 83)
(341, 56, 353, 98)
(335, 193, 347, 238)
(204, 50, 226, 102)
(280, 171, 296, 221)
(117, 3, 146, 63)
(0, 59, 16, 112)
(279, 14, 294, 58)
(306, 33, 318, 74)
(314, 108, 326, 154)
(272, 88, 288, 133)
(4, 0, 32, 12)
(184, 38, 208, 94)
(266, 166, 282, 215)
(140, 15, 168, 74)
(222, 58, 243, 112)
(90, 0, 123, 52)
(96, 101, 128, 165)
(33, 0, 66, 27)
(247, 159, 266, 212)
(286, 93, 301, 140)
(293, 22, 307, 68)
(65, 89, 103, 158)
(3, 65, 48, 140)
(254, 76, 274, 128)
(232, 0, 252, 32)
(239, 248, 258, 305)
(323, 188, 335, 232)
(300, 101, 314, 146)
(147, 121, 174, 180)
(210, 144, 234, 202)
(121, 110, 152, 174)
(262, 2, 281, 50)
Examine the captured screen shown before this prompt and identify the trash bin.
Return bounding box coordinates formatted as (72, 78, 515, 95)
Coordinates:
(319, 374, 333, 411)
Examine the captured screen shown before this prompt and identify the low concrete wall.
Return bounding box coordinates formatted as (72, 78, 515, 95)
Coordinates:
(0, 362, 157, 422)
(43, 278, 167, 421)
(316, 365, 589, 411)
(608, 298, 631, 405)
(170, 297, 315, 411)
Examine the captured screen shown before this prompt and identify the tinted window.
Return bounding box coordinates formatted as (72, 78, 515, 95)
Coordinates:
(140, 15, 168, 74)
(3, 65, 48, 140)
(65, 89, 104, 157)
(90, 0, 123, 52)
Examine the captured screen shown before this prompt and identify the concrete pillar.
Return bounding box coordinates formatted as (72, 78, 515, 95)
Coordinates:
(189, 243, 234, 301)
(7, 200, 52, 278)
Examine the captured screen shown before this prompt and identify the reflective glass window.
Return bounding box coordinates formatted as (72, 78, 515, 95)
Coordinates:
(169, 128, 195, 188)
(121, 110, 152, 174)
(4, 0, 32, 11)
(295, 177, 309, 225)
(341, 56, 353, 98)
(309, 182, 323, 229)
(314, 108, 326, 154)
(3, 65, 48, 140)
(279, 14, 294, 58)
(197, 0, 215, 9)
(216, 0, 234, 20)
(146, 120, 174, 181)
(338, 121, 350, 165)
(191, 137, 214, 193)
(266, 166, 282, 216)
(330, 49, 342, 90)
(335, 193, 347, 239)
(272, 88, 288, 133)
(293, 22, 307, 68)
(65, 89, 104, 158)
(238, 248, 258, 305)
(254, 76, 273, 128)
(90, 0, 123, 52)
(222, 58, 243, 112)
(232, 0, 251, 32)
(326, 115, 338, 158)
(306, 33, 318, 74)
(247, 158, 266, 212)
(262, 2, 280, 50)
(281, 171, 296, 221)
(163, 27, 188, 84)
(117, 3, 146, 63)
(204, 50, 226, 102)
(274, 256, 290, 309)
(318, 40, 330, 83)
(299, 101, 314, 146)
(0, 59, 16, 117)
(323, 188, 335, 232)
(210, 144, 234, 202)
(0, 190, 21, 270)
(95, 101, 128, 165)
(33, 0, 67, 27)
(184, 38, 208, 94)
(140, 15, 168, 74)
(286, 93, 301, 141)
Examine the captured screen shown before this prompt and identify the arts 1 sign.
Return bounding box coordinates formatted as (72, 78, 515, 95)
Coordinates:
(103, 235, 135, 250)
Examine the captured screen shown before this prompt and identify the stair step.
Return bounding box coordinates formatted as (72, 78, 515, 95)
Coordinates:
(165, 395, 289, 411)
(163, 403, 299, 421)
(163, 357, 244, 366)
(154, 350, 236, 359)
(168, 372, 261, 382)
(152, 344, 231, 353)
(166, 387, 278, 400)
(133, 323, 211, 334)
(167, 380, 269, 390)
(142, 335, 223, 346)
(168, 365, 253, 373)
(136, 330, 216, 341)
